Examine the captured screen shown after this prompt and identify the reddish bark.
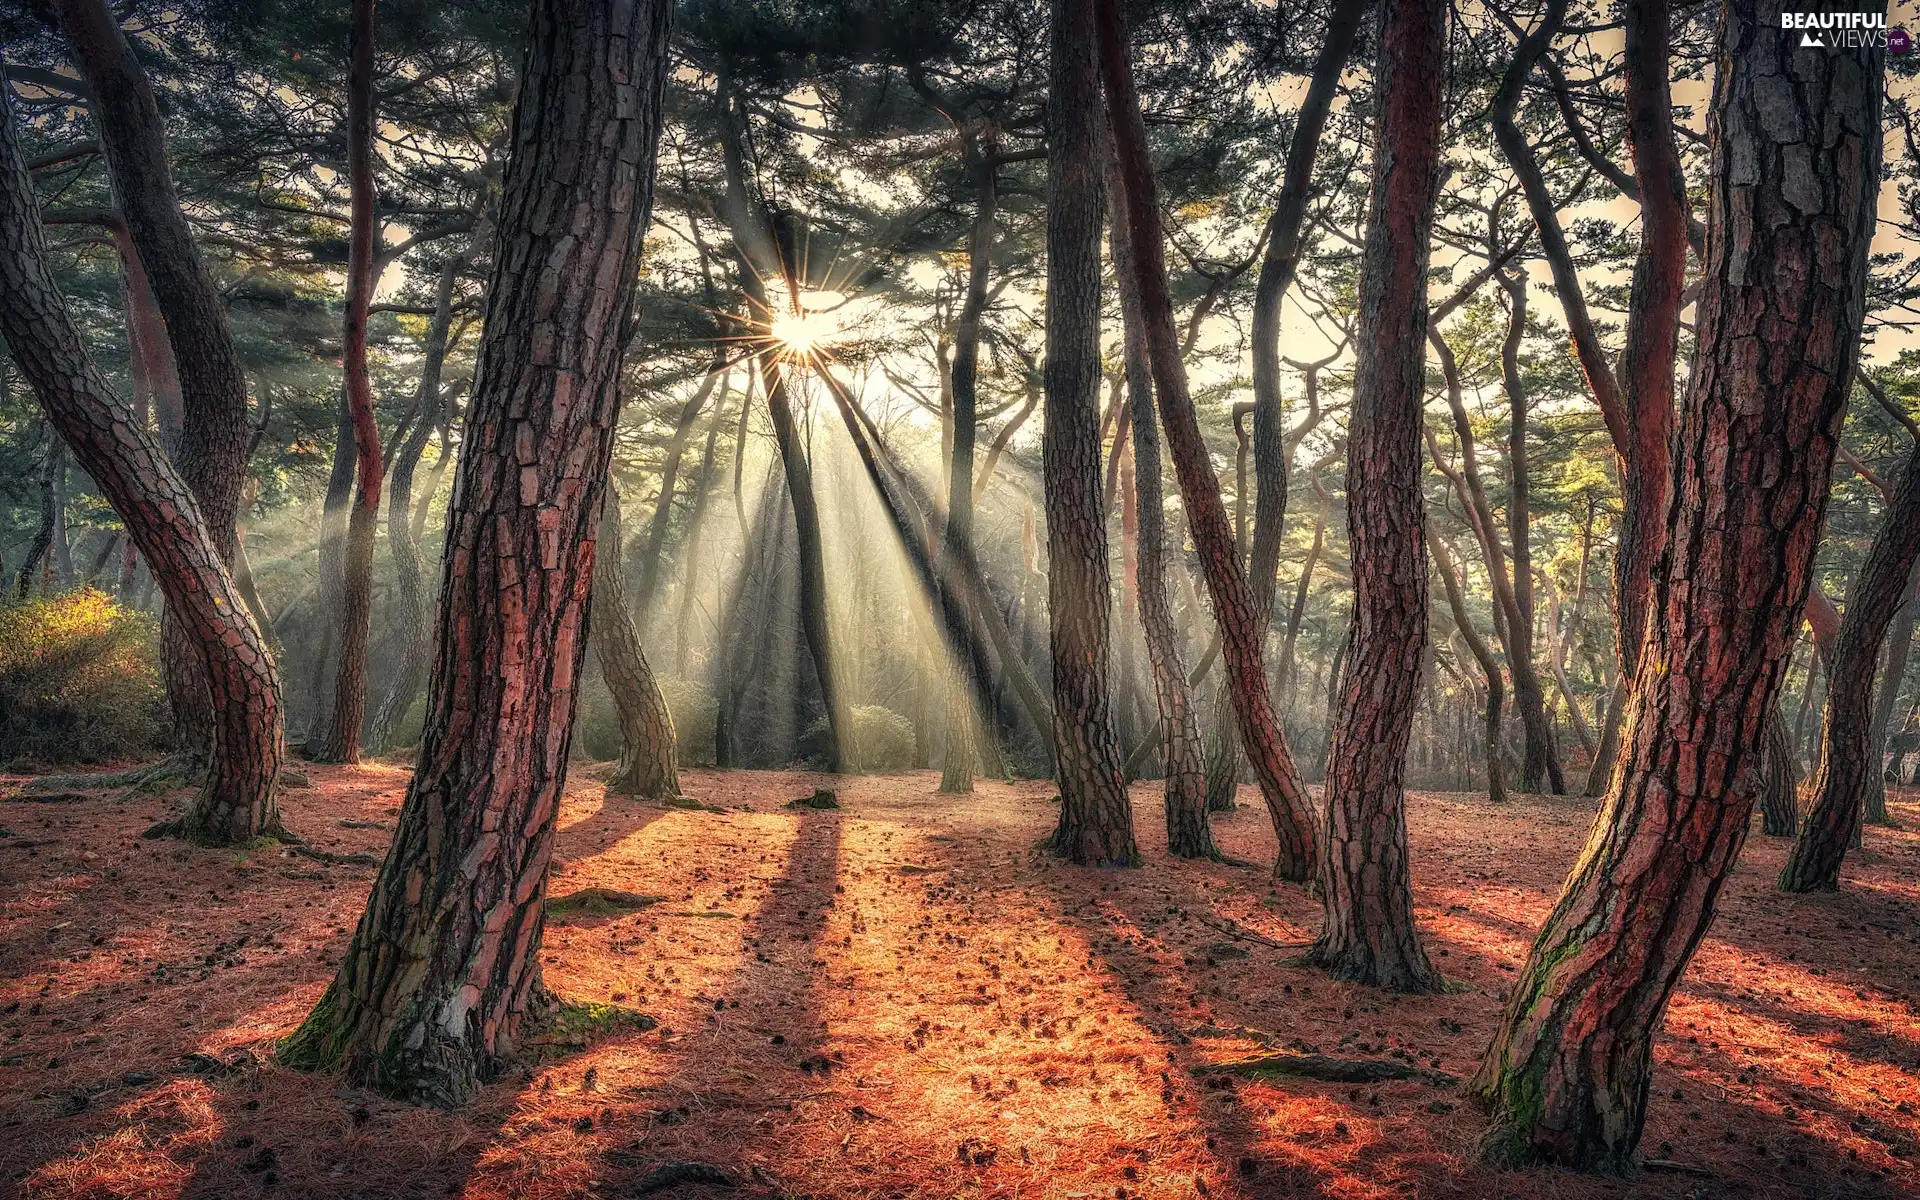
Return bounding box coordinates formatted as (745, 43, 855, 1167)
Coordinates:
(1476, 13, 1881, 1169)
(1310, 0, 1446, 993)
(1094, 0, 1317, 881)
(280, 0, 673, 1104)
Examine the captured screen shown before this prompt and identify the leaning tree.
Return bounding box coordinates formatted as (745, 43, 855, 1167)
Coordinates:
(1475, 7, 1882, 1170)
(279, 0, 673, 1105)
(0, 81, 285, 846)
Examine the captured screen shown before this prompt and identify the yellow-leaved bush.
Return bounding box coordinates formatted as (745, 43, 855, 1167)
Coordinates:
(0, 588, 168, 766)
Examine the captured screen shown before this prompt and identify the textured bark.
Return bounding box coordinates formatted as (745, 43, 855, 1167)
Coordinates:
(1247, 0, 1370, 617)
(1497, 271, 1565, 794)
(593, 491, 679, 799)
(716, 81, 852, 773)
(1108, 159, 1210, 857)
(1309, 0, 1445, 994)
(1095, 0, 1316, 881)
(369, 250, 466, 753)
(1042, 0, 1137, 867)
(1432, 530, 1507, 805)
(280, 0, 671, 1105)
(1782, 443, 1920, 890)
(310, 0, 383, 766)
(0, 85, 283, 843)
(1759, 706, 1799, 837)
(1476, 12, 1880, 1169)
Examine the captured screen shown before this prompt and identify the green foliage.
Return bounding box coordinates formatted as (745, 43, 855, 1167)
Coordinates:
(0, 589, 167, 766)
(574, 674, 717, 767)
(802, 703, 916, 772)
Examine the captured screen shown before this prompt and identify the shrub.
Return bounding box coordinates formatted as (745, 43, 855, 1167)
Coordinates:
(572, 673, 717, 767)
(801, 704, 918, 773)
(0, 588, 168, 766)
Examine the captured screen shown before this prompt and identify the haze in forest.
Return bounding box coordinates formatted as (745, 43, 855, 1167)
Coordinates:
(0, 0, 1917, 1197)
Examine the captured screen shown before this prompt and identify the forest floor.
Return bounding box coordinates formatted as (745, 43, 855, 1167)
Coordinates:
(1, 763, 1917, 1200)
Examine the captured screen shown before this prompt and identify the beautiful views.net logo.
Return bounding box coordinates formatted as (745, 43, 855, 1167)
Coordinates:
(1781, 10, 1910, 51)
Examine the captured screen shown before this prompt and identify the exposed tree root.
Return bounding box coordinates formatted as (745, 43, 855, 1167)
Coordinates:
(548, 888, 663, 919)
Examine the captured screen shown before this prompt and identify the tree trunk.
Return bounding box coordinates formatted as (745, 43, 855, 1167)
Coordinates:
(0, 85, 283, 843)
(1759, 706, 1799, 837)
(1498, 270, 1565, 794)
(369, 249, 467, 753)
(55, 0, 252, 561)
(280, 0, 672, 1105)
(632, 347, 726, 614)
(1246, 0, 1369, 617)
(305, 396, 356, 746)
(17, 436, 60, 598)
(1432, 530, 1507, 804)
(1309, 0, 1445, 994)
(940, 143, 998, 795)
(1095, 0, 1316, 881)
(1475, 11, 1880, 1168)
(1427, 327, 1558, 797)
(1108, 154, 1210, 857)
(1863, 578, 1918, 824)
(1782, 443, 1920, 890)
(594, 490, 679, 799)
(716, 79, 853, 773)
(1041, 0, 1137, 867)
(310, 0, 382, 766)
(1612, 0, 1688, 687)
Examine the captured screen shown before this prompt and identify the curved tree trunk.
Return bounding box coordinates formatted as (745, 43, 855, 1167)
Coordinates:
(58, 0, 260, 760)
(280, 0, 672, 1105)
(1108, 154, 1210, 857)
(310, 0, 383, 766)
(0, 86, 283, 844)
(1782, 442, 1920, 890)
(1475, 9, 1880, 1169)
(593, 489, 679, 799)
(632, 346, 726, 615)
(1095, 0, 1316, 881)
(1309, 0, 1446, 994)
(369, 249, 468, 753)
(1246, 0, 1370, 617)
(1041, 0, 1136, 867)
